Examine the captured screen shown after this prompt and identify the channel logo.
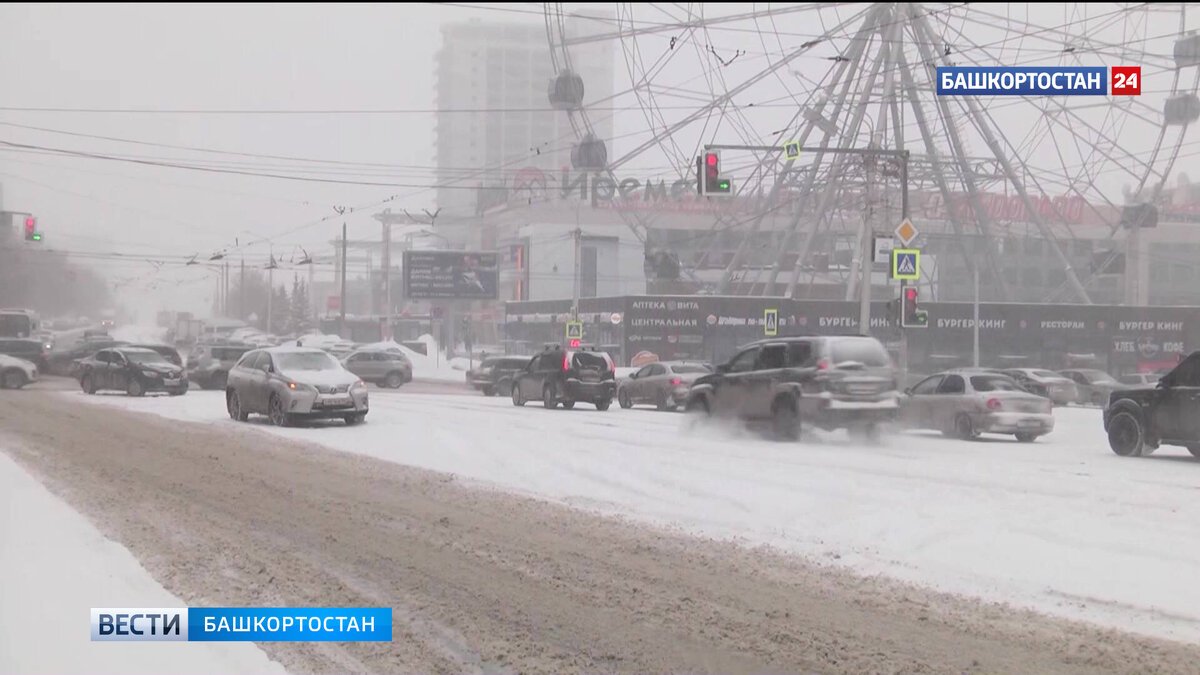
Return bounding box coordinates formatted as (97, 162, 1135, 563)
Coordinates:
(91, 607, 392, 642)
(937, 66, 1141, 96)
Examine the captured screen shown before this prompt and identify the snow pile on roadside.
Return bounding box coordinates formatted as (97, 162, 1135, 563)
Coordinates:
(0, 452, 283, 675)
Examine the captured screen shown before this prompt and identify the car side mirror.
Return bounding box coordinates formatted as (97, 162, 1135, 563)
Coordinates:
(1157, 377, 1169, 389)
(716, 364, 730, 374)
(903, 387, 912, 395)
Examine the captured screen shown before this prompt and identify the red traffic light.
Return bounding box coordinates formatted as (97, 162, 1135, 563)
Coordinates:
(905, 287, 918, 301)
(705, 153, 718, 166)
(24, 217, 35, 233)
(568, 339, 581, 348)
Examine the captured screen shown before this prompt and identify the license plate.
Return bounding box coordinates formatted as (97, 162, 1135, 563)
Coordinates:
(1019, 419, 1039, 427)
(323, 396, 352, 406)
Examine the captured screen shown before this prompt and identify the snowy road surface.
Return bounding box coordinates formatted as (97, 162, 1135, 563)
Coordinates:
(4, 390, 1198, 674)
(0, 452, 284, 675)
(59, 387, 1200, 644)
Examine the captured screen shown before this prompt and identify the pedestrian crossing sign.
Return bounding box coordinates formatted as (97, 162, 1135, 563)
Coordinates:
(891, 248, 920, 280)
(764, 308, 778, 336)
(565, 321, 583, 342)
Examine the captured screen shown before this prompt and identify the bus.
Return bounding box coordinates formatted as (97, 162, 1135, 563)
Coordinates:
(0, 309, 40, 339)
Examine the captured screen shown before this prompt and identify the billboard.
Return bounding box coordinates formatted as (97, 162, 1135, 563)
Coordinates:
(403, 250, 499, 300)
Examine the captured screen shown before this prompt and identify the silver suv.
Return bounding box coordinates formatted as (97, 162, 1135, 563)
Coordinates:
(226, 347, 369, 427)
(341, 349, 413, 388)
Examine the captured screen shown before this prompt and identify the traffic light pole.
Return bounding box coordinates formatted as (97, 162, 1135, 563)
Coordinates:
(704, 144, 911, 377)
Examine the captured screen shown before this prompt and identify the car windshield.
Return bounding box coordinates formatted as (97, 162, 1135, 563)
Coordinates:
(970, 375, 1021, 392)
(276, 351, 340, 371)
(1032, 370, 1061, 379)
(672, 364, 712, 374)
(125, 351, 168, 365)
(829, 339, 890, 367)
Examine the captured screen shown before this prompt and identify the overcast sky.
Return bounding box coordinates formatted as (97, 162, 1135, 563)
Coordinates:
(0, 3, 1189, 321)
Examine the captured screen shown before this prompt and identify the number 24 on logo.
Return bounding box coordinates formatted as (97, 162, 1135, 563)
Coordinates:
(1111, 66, 1141, 96)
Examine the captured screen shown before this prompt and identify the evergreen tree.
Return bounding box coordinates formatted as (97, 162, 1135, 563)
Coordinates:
(287, 274, 312, 334)
(269, 284, 289, 335)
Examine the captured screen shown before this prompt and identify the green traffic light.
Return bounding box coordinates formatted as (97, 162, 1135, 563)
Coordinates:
(718, 180, 730, 190)
(31, 233, 41, 241)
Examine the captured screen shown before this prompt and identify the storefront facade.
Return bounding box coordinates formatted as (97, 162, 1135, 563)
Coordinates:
(505, 295, 1200, 376)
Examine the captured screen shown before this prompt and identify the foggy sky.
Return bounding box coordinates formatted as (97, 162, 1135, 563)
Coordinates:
(0, 3, 1188, 321)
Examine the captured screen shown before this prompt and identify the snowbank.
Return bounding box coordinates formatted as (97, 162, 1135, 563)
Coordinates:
(0, 451, 284, 675)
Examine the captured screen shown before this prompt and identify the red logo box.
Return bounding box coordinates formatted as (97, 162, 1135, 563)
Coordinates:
(1111, 66, 1141, 95)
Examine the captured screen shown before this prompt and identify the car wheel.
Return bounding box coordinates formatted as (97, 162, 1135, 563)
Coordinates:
(1, 369, 26, 390)
(771, 398, 800, 442)
(595, 398, 611, 411)
(618, 389, 633, 409)
(212, 371, 228, 390)
(127, 379, 145, 397)
(511, 383, 525, 406)
(542, 384, 558, 409)
(561, 400, 576, 410)
(954, 414, 978, 441)
(1014, 432, 1038, 443)
(386, 371, 403, 389)
(685, 396, 710, 416)
(268, 394, 291, 427)
(344, 413, 366, 426)
(1107, 411, 1144, 457)
(655, 391, 672, 411)
(481, 385, 494, 397)
(227, 391, 248, 422)
(81, 373, 96, 395)
(494, 378, 511, 397)
(169, 388, 186, 397)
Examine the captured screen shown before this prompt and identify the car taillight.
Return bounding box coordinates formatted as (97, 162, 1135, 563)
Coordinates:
(986, 398, 1002, 410)
(817, 360, 829, 370)
(562, 353, 570, 371)
(670, 378, 681, 386)
(609, 359, 616, 373)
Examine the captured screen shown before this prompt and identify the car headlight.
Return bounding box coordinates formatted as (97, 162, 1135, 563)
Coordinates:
(351, 380, 367, 392)
(141, 370, 158, 378)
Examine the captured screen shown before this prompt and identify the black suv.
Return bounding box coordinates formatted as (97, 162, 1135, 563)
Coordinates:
(511, 345, 616, 410)
(468, 356, 530, 396)
(1105, 350, 1200, 458)
(684, 335, 900, 441)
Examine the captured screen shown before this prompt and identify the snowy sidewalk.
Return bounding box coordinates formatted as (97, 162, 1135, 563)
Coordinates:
(0, 451, 285, 675)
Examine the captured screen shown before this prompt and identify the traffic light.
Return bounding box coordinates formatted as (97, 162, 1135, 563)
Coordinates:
(900, 286, 928, 328)
(23, 216, 40, 242)
(696, 152, 733, 197)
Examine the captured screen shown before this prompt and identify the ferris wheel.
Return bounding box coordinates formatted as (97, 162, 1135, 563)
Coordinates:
(543, 2, 1199, 303)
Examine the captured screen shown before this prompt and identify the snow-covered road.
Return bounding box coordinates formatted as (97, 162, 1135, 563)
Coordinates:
(69, 388, 1200, 643)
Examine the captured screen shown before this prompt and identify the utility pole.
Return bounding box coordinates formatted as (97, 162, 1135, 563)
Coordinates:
(972, 265, 980, 367)
(381, 220, 392, 341)
(239, 257, 245, 320)
(572, 226, 582, 320)
(266, 244, 274, 335)
(339, 221, 348, 337)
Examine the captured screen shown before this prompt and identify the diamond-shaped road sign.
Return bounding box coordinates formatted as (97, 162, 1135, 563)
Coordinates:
(894, 218, 919, 247)
(565, 321, 583, 342)
(892, 248, 920, 280)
